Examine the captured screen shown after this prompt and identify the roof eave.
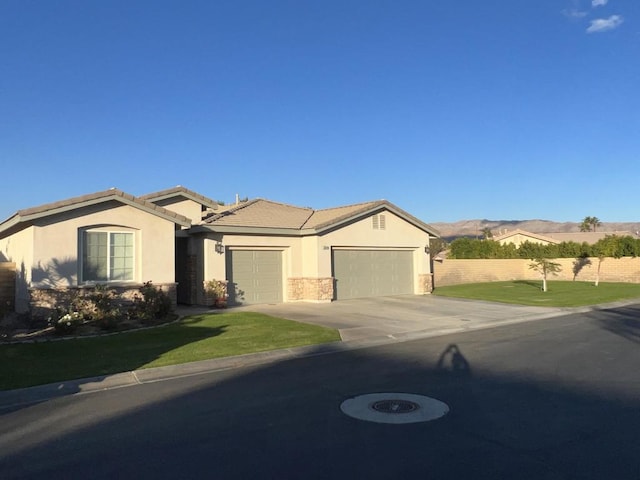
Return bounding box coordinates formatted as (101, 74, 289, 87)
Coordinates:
(144, 192, 219, 211)
(2, 194, 191, 231)
(190, 225, 303, 236)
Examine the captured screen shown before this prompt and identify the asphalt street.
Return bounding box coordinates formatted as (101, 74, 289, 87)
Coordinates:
(1, 304, 639, 479)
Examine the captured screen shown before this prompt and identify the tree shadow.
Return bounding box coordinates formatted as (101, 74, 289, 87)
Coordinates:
(512, 280, 541, 289)
(572, 256, 592, 281)
(594, 305, 640, 344)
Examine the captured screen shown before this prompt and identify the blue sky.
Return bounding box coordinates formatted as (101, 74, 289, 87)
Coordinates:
(1, 0, 638, 223)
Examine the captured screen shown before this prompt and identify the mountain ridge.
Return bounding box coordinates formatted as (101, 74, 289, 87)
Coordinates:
(431, 219, 640, 240)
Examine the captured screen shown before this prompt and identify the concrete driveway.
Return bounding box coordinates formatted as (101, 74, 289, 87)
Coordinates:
(232, 294, 569, 341)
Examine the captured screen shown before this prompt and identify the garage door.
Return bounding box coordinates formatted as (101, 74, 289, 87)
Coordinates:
(226, 250, 283, 305)
(332, 250, 414, 300)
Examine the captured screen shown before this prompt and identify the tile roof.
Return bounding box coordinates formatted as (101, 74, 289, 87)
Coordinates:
(303, 201, 383, 229)
(203, 198, 440, 236)
(139, 186, 220, 209)
(204, 199, 314, 229)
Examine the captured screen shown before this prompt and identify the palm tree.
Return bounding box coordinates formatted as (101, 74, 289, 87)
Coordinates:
(580, 216, 602, 232)
(580, 217, 592, 232)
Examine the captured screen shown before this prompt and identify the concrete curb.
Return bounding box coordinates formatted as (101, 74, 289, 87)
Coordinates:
(0, 299, 635, 410)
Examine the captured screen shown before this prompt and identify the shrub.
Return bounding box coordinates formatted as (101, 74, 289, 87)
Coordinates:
(87, 284, 121, 330)
(129, 281, 173, 324)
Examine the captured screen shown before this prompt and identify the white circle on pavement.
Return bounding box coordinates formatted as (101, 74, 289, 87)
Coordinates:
(340, 393, 449, 424)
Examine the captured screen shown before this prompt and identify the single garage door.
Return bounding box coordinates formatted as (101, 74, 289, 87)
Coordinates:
(226, 250, 283, 305)
(332, 249, 414, 300)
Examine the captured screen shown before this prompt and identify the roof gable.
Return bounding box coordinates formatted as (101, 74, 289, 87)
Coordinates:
(0, 188, 191, 236)
(139, 186, 220, 210)
(493, 229, 560, 244)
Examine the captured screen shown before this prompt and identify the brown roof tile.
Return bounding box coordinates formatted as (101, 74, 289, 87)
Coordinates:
(204, 199, 313, 229)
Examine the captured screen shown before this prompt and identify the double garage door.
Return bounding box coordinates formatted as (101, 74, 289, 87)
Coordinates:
(333, 249, 414, 300)
(226, 248, 414, 304)
(226, 250, 283, 305)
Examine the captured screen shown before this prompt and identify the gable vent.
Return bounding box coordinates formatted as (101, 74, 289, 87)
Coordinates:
(372, 214, 386, 230)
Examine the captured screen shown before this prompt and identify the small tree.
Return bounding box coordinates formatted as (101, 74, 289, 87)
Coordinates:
(528, 258, 562, 292)
(428, 237, 448, 258)
(481, 227, 493, 240)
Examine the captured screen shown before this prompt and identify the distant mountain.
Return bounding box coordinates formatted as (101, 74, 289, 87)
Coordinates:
(431, 219, 640, 241)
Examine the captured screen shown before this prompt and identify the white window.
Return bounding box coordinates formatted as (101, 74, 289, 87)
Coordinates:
(82, 231, 134, 282)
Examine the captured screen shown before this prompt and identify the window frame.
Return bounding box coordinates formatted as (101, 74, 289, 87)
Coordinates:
(79, 228, 136, 284)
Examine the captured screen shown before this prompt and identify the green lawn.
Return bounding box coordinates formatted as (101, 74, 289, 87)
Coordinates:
(433, 280, 640, 307)
(0, 312, 340, 391)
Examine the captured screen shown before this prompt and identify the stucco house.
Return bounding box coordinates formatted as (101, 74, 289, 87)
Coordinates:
(493, 229, 560, 247)
(494, 228, 635, 247)
(0, 187, 440, 313)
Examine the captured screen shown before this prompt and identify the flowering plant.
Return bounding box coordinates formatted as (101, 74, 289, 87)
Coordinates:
(204, 279, 228, 299)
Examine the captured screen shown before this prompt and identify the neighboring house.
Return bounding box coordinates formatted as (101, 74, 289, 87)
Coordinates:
(493, 229, 560, 247)
(494, 229, 635, 247)
(0, 187, 440, 313)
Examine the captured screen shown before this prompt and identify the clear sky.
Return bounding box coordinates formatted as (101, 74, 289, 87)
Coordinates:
(2, 0, 638, 223)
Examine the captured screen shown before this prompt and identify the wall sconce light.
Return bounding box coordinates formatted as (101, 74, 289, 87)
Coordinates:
(424, 245, 430, 254)
(215, 242, 225, 254)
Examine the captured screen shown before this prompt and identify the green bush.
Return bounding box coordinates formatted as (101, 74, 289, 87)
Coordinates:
(448, 235, 640, 260)
(129, 281, 173, 324)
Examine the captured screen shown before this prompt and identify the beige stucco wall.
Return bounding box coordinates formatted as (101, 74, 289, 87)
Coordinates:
(0, 226, 35, 311)
(152, 197, 201, 224)
(434, 257, 640, 287)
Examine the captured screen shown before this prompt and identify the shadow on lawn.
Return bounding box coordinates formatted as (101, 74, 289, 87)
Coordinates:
(512, 280, 543, 289)
(0, 316, 228, 410)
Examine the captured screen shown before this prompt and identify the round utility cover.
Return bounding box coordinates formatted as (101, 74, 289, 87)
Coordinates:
(340, 393, 449, 424)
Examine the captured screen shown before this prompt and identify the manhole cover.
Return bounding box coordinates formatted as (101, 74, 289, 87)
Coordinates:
(371, 399, 420, 413)
(341, 393, 449, 424)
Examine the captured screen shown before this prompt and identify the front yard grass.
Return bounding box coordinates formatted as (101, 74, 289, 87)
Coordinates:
(0, 312, 340, 391)
(433, 280, 640, 307)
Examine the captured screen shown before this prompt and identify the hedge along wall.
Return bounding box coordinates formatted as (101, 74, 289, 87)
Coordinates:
(433, 257, 640, 287)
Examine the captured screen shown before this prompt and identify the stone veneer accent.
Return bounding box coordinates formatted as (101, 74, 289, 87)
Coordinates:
(28, 283, 178, 319)
(418, 274, 434, 294)
(287, 277, 334, 302)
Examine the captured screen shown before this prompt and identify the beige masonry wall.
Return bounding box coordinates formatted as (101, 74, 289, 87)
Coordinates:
(433, 257, 640, 287)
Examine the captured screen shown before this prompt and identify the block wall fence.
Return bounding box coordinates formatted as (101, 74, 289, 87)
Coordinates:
(433, 257, 640, 287)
